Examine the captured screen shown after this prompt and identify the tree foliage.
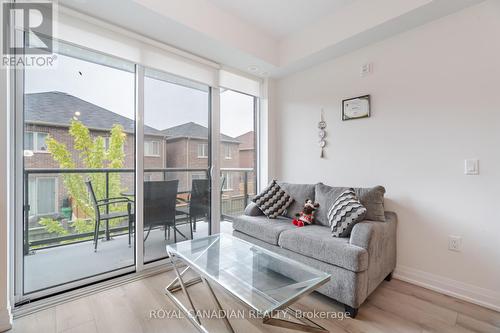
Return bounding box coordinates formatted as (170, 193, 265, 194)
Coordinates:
(39, 217, 68, 236)
(45, 120, 128, 233)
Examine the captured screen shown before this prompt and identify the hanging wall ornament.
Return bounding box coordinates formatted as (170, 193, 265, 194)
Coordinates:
(318, 109, 327, 158)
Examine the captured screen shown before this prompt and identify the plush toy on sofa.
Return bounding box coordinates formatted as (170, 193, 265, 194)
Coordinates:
(292, 199, 320, 227)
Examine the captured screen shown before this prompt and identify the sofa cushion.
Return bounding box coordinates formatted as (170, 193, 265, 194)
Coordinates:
(353, 186, 386, 222)
(232, 215, 295, 245)
(315, 183, 348, 226)
(244, 202, 264, 216)
(278, 182, 315, 218)
(328, 189, 367, 237)
(252, 180, 294, 218)
(315, 183, 386, 224)
(278, 225, 368, 272)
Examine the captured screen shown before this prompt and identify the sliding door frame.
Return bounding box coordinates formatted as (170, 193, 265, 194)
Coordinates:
(134, 64, 145, 271)
(11, 38, 226, 305)
(12, 27, 24, 305)
(12, 38, 138, 304)
(11, 44, 225, 306)
(210, 85, 221, 235)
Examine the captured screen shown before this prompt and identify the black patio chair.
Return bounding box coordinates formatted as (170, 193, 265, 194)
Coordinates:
(176, 179, 209, 234)
(176, 175, 226, 233)
(144, 179, 188, 243)
(86, 179, 133, 252)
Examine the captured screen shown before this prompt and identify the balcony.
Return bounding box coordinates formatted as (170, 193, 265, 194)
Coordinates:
(23, 167, 255, 294)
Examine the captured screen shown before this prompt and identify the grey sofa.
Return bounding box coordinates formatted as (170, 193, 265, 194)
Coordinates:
(232, 182, 397, 318)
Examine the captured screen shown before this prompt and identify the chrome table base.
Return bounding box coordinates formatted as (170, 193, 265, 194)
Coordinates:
(164, 254, 328, 333)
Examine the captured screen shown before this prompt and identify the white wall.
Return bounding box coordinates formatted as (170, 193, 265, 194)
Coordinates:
(274, 0, 500, 311)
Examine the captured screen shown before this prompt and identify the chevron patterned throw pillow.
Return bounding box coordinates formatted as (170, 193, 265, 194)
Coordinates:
(252, 180, 294, 218)
(328, 189, 367, 237)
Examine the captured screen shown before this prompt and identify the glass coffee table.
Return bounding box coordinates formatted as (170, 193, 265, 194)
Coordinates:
(165, 234, 331, 333)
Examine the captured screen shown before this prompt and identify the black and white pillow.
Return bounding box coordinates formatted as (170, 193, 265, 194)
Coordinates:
(252, 180, 294, 218)
(328, 189, 367, 237)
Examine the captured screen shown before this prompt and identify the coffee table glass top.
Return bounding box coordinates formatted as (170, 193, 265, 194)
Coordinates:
(167, 234, 330, 314)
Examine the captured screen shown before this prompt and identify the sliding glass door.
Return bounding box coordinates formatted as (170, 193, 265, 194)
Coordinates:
(220, 89, 258, 226)
(13, 37, 260, 304)
(19, 39, 137, 297)
(143, 68, 211, 263)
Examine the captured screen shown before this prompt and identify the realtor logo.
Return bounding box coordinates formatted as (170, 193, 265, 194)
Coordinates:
(2, 1, 56, 68)
(3, 1, 53, 54)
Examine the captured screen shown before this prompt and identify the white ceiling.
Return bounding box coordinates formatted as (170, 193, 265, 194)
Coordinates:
(58, 0, 485, 78)
(207, 0, 354, 40)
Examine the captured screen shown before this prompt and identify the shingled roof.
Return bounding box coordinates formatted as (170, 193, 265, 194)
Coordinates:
(25, 92, 163, 136)
(162, 122, 239, 143)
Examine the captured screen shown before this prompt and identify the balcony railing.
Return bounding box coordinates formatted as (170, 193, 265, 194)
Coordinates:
(24, 167, 256, 254)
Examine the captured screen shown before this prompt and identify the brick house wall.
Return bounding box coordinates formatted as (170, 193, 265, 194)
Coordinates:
(236, 131, 256, 196)
(165, 138, 241, 194)
(24, 123, 165, 221)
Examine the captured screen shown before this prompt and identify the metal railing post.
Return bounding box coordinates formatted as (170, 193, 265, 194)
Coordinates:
(105, 171, 110, 240)
(24, 171, 30, 255)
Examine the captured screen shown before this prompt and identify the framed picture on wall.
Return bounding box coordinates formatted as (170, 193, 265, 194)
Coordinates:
(342, 95, 370, 121)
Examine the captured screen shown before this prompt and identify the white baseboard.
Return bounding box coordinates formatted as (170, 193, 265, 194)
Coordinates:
(0, 307, 12, 332)
(394, 265, 500, 313)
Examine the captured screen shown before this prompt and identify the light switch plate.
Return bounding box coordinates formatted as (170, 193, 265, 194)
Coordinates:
(448, 235, 462, 252)
(360, 63, 372, 77)
(464, 159, 479, 175)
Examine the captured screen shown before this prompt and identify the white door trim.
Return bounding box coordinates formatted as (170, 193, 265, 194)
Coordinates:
(135, 64, 145, 272)
(210, 86, 221, 235)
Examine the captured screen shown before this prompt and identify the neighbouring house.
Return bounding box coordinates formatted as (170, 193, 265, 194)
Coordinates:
(236, 131, 256, 196)
(24, 92, 254, 223)
(236, 131, 255, 169)
(161, 122, 241, 194)
(24, 91, 165, 222)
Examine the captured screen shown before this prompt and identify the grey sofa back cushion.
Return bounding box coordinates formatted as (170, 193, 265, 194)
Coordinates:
(244, 202, 264, 216)
(315, 183, 386, 225)
(315, 183, 349, 226)
(353, 186, 386, 222)
(278, 182, 315, 218)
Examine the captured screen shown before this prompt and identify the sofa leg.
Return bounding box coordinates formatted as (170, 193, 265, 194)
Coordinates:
(385, 272, 393, 281)
(344, 305, 358, 318)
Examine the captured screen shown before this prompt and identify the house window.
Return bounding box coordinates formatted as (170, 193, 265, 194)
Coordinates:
(25, 132, 48, 153)
(197, 143, 208, 158)
(221, 171, 232, 191)
(28, 177, 57, 216)
(224, 144, 232, 159)
(144, 140, 160, 156)
(103, 137, 110, 150)
(102, 137, 125, 152)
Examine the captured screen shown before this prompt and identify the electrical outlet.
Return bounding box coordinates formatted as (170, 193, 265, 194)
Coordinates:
(448, 236, 462, 252)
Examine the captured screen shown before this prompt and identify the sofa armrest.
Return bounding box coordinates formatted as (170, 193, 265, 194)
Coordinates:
(349, 211, 398, 294)
(244, 202, 264, 216)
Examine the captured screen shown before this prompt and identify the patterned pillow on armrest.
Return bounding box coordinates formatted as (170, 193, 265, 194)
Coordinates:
(328, 189, 367, 237)
(252, 180, 294, 219)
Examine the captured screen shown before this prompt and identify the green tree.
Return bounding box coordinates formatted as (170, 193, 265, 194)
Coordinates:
(46, 119, 128, 233)
(39, 217, 68, 236)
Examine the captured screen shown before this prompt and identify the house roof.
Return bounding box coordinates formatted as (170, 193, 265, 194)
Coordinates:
(162, 122, 239, 143)
(25, 92, 163, 136)
(235, 131, 255, 150)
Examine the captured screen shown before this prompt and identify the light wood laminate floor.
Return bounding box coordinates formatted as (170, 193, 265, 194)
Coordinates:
(10, 270, 500, 333)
